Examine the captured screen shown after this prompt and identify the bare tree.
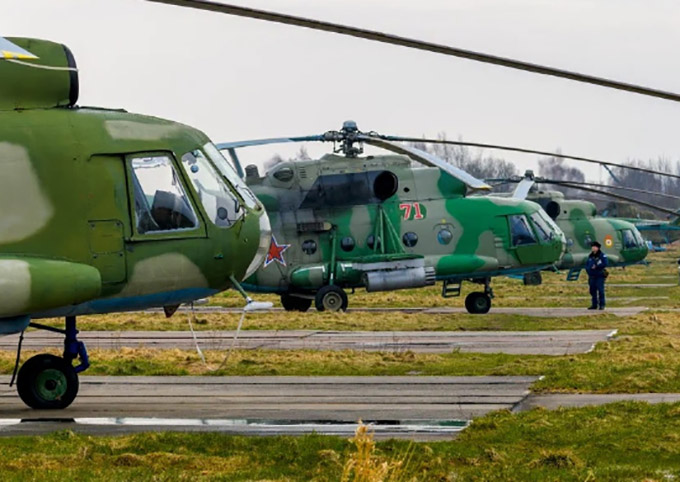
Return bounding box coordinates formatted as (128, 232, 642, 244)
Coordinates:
(410, 134, 518, 186)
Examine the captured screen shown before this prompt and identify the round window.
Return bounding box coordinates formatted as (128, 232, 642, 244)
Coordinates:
(302, 240, 317, 255)
(403, 232, 418, 248)
(367, 235, 381, 250)
(437, 228, 453, 245)
(341, 236, 355, 252)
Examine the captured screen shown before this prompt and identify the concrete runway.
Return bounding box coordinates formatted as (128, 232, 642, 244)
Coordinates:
(0, 375, 537, 439)
(1, 329, 617, 355)
(1, 376, 679, 438)
(160, 306, 646, 318)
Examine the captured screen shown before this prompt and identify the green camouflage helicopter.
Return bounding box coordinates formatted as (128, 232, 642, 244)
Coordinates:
(0, 37, 271, 409)
(218, 122, 567, 314)
(6, 0, 680, 412)
(497, 172, 649, 283)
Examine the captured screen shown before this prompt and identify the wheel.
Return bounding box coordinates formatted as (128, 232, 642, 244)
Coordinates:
(465, 292, 491, 314)
(523, 271, 543, 286)
(17, 354, 79, 409)
(314, 285, 348, 312)
(280, 294, 312, 312)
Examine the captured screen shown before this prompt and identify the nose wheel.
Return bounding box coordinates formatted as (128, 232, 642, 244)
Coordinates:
(16, 354, 79, 409)
(465, 292, 492, 314)
(12, 316, 89, 410)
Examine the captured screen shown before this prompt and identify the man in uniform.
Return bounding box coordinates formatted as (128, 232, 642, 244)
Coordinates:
(585, 241, 608, 310)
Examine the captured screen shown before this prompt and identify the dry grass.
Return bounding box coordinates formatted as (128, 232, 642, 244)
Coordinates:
(341, 423, 415, 482)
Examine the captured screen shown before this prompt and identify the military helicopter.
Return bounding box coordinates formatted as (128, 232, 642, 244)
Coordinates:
(218, 121, 567, 314)
(0, 37, 271, 410)
(492, 171, 650, 284)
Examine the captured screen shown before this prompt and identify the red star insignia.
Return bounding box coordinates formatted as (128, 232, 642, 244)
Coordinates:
(264, 235, 290, 267)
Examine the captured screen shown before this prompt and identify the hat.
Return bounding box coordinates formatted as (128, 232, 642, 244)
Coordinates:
(591, 241, 602, 248)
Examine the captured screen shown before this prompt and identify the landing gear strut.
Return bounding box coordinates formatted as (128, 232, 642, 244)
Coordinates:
(464, 279, 494, 314)
(13, 316, 89, 409)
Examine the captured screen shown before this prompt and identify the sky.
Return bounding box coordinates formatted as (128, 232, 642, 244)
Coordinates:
(5, 0, 680, 180)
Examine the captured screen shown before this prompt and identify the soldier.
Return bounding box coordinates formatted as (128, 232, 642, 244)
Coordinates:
(585, 241, 608, 310)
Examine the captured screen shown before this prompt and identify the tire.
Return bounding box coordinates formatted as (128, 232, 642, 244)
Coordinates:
(17, 354, 79, 409)
(465, 292, 491, 314)
(280, 294, 312, 312)
(314, 285, 348, 312)
(523, 271, 543, 286)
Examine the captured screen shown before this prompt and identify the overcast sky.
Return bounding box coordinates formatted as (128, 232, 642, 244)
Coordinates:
(5, 0, 680, 179)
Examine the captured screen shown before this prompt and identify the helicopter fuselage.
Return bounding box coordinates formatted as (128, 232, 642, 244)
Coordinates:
(242, 153, 566, 297)
(0, 107, 270, 332)
(528, 192, 648, 272)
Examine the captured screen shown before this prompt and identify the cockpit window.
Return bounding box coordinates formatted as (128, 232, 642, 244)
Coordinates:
(129, 154, 199, 234)
(622, 229, 638, 249)
(181, 150, 243, 228)
(204, 143, 259, 209)
(633, 229, 645, 246)
(509, 214, 537, 246)
(530, 212, 553, 242)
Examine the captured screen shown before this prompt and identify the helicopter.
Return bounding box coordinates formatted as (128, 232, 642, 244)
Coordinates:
(492, 171, 650, 284)
(217, 121, 567, 314)
(0, 37, 271, 410)
(7, 0, 680, 411)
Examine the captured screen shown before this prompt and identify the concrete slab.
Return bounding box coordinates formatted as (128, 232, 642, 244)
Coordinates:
(0, 375, 538, 439)
(516, 393, 680, 411)
(0, 329, 617, 355)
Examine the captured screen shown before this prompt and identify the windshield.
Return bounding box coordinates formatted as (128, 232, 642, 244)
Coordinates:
(509, 214, 537, 246)
(181, 150, 244, 227)
(204, 143, 259, 209)
(530, 212, 553, 243)
(622, 229, 638, 249)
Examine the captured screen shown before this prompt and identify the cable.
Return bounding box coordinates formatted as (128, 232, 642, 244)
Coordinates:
(187, 302, 248, 372)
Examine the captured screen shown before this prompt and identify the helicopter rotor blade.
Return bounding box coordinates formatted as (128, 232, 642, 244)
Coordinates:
(511, 176, 535, 200)
(359, 135, 491, 191)
(547, 180, 680, 218)
(493, 176, 680, 202)
(146, 0, 680, 103)
(383, 136, 680, 182)
(546, 179, 680, 202)
(217, 135, 324, 150)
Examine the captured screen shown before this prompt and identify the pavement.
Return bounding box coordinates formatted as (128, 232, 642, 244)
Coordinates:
(516, 393, 680, 411)
(0, 375, 537, 439)
(154, 306, 647, 318)
(1, 375, 679, 439)
(1, 329, 617, 355)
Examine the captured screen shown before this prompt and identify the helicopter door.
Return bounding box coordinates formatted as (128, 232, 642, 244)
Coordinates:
(85, 155, 129, 284)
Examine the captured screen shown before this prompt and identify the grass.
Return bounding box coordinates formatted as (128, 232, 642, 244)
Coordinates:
(1, 253, 679, 479)
(2, 310, 680, 392)
(0, 403, 679, 480)
(204, 248, 680, 310)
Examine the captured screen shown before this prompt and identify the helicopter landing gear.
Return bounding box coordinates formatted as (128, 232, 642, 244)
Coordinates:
(464, 279, 494, 314)
(280, 293, 312, 312)
(14, 316, 89, 409)
(315, 285, 348, 312)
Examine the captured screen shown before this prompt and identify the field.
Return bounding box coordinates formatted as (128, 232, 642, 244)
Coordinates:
(1, 249, 679, 480)
(1, 403, 679, 481)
